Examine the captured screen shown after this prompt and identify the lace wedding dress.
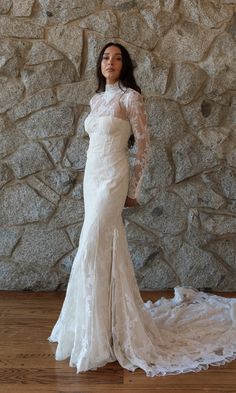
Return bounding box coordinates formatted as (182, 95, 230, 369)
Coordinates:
(48, 82, 236, 377)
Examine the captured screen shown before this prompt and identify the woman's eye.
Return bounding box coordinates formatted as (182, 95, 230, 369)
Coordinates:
(102, 56, 122, 61)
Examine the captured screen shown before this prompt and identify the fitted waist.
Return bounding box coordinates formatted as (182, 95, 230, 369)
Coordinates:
(87, 137, 129, 158)
(87, 146, 128, 160)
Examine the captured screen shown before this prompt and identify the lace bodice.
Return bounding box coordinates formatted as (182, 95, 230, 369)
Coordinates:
(88, 82, 150, 199)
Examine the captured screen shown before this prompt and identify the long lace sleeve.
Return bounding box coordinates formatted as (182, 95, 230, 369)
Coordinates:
(126, 91, 150, 200)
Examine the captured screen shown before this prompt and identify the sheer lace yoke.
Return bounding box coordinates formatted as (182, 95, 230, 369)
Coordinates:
(90, 82, 131, 121)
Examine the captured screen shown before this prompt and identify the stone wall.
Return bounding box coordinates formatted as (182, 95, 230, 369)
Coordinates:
(0, 0, 236, 291)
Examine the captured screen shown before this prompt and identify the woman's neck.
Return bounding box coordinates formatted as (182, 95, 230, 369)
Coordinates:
(105, 81, 121, 92)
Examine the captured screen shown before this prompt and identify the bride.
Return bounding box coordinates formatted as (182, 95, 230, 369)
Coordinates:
(48, 42, 236, 377)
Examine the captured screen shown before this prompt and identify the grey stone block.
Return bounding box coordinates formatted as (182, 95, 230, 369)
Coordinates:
(8, 143, 53, 178)
(173, 178, 225, 209)
(165, 62, 207, 104)
(119, 9, 158, 50)
(0, 16, 44, 38)
(39, 169, 77, 195)
(48, 198, 84, 228)
(78, 10, 118, 36)
(12, 0, 35, 16)
(0, 228, 22, 256)
(17, 106, 74, 139)
(42, 138, 67, 164)
(172, 134, 218, 182)
(8, 89, 57, 121)
(180, 0, 234, 28)
(0, 76, 24, 114)
(47, 22, 83, 73)
(155, 20, 224, 62)
(0, 0, 12, 14)
(0, 184, 55, 225)
(146, 97, 186, 145)
(27, 176, 60, 205)
(171, 242, 235, 289)
(0, 162, 14, 189)
(21, 60, 76, 95)
(12, 228, 73, 267)
(0, 261, 61, 290)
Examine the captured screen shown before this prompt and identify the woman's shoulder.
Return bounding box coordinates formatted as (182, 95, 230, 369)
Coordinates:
(123, 87, 142, 97)
(121, 87, 144, 108)
(90, 91, 101, 100)
(89, 92, 102, 106)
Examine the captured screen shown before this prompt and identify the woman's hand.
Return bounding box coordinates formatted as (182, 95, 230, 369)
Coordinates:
(124, 196, 139, 208)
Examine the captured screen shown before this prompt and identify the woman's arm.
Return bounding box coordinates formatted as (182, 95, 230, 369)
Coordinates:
(126, 91, 150, 203)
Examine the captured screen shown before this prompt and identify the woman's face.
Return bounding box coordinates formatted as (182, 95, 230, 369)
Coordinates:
(101, 45, 123, 84)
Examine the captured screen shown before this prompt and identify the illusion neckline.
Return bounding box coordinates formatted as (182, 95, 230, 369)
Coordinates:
(105, 81, 122, 92)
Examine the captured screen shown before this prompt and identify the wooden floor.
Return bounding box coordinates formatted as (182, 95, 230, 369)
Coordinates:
(0, 290, 236, 393)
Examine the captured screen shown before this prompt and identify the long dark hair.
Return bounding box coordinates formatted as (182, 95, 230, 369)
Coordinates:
(96, 42, 141, 148)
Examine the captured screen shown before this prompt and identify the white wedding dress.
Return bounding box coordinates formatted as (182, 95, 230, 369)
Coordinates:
(48, 82, 236, 376)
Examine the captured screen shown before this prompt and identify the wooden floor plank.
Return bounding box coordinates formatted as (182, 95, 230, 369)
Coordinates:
(0, 290, 236, 393)
(1, 385, 236, 393)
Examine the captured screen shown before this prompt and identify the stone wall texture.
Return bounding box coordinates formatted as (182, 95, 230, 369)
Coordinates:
(0, 0, 236, 291)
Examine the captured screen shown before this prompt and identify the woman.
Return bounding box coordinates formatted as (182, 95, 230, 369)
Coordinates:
(49, 43, 236, 376)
